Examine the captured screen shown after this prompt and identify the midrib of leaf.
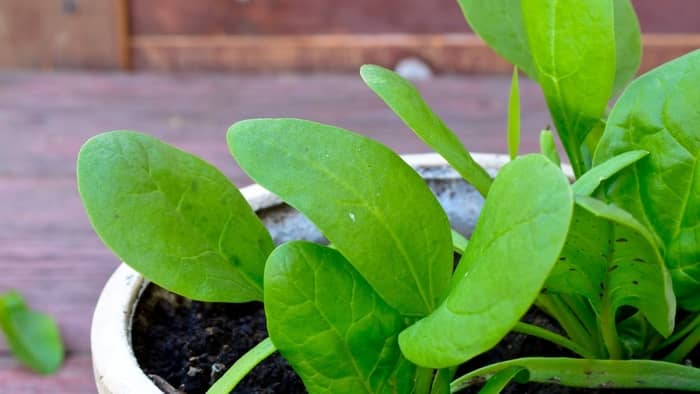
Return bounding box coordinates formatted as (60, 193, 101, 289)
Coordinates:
(257, 138, 436, 313)
(125, 140, 263, 295)
(295, 248, 374, 393)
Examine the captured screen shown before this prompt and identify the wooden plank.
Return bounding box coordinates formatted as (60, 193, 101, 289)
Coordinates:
(130, 33, 700, 73)
(0, 73, 548, 179)
(0, 354, 96, 394)
(0, 177, 122, 353)
(0, 1, 123, 69)
(129, 0, 470, 36)
(129, 0, 700, 36)
(633, 0, 700, 33)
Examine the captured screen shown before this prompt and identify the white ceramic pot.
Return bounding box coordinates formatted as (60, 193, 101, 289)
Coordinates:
(91, 153, 515, 394)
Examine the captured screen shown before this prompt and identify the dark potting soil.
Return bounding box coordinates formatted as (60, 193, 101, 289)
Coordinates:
(133, 282, 698, 394)
(132, 284, 306, 394)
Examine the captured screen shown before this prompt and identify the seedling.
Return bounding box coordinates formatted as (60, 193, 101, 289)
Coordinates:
(0, 291, 64, 375)
(78, 0, 700, 392)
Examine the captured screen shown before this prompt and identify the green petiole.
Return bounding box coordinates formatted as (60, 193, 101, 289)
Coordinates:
(451, 357, 700, 392)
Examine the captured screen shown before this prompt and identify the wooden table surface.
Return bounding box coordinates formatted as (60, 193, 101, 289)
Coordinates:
(0, 72, 550, 393)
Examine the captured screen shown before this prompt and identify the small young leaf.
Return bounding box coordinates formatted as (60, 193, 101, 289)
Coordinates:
(78, 131, 272, 302)
(572, 150, 648, 196)
(457, 0, 537, 80)
(507, 67, 521, 160)
(399, 155, 573, 368)
(612, 0, 642, 95)
(264, 242, 415, 394)
(539, 129, 561, 167)
(0, 292, 64, 375)
(522, 0, 616, 176)
(229, 119, 453, 316)
(594, 49, 700, 310)
(360, 65, 492, 197)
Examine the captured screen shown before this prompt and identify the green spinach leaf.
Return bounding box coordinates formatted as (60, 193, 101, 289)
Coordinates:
(228, 119, 453, 316)
(612, 0, 642, 95)
(457, 0, 537, 79)
(0, 292, 64, 374)
(78, 131, 272, 302)
(572, 150, 648, 196)
(522, 0, 616, 176)
(264, 241, 415, 394)
(545, 197, 675, 355)
(360, 65, 492, 196)
(594, 49, 700, 310)
(399, 155, 573, 368)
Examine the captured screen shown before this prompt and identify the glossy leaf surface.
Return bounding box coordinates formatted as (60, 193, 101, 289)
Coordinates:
(0, 292, 64, 374)
(399, 155, 573, 368)
(612, 0, 642, 95)
(360, 65, 492, 196)
(78, 131, 272, 302)
(229, 119, 453, 316)
(264, 242, 414, 394)
(522, 0, 616, 175)
(594, 49, 700, 310)
(572, 150, 648, 196)
(457, 0, 537, 79)
(545, 197, 675, 338)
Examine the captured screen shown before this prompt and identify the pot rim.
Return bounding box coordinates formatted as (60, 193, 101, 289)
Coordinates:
(91, 152, 566, 393)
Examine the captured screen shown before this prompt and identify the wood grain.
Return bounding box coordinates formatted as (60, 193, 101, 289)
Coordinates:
(130, 33, 700, 73)
(0, 0, 123, 69)
(129, 0, 700, 36)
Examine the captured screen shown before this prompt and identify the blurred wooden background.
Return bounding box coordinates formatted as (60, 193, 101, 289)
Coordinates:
(0, 0, 698, 73)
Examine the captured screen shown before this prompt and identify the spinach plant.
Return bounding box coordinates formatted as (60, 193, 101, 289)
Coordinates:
(78, 0, 700, 392)
(0, 291, 64, 375)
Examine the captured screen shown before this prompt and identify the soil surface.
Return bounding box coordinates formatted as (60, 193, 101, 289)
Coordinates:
(132, 284, 306, 394)
(133, 283, 698, 394)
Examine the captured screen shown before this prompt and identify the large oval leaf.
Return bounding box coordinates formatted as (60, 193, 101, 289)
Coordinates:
(545, 197, 675, 342)
(360, 65, 492, 196)
(398, 155, 573, 368)
(0, 292, 64, 374)
(522, 0, 616, 176)
(78, 131, 272, 302)
(264, 242, 415, 394)
(228, 119, 453, 316)
(594, 49, 700, 310)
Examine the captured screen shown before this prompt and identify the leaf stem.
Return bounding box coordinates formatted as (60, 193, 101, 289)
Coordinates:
(415, 367, 436, 394)
(664, 323, 700, 363)
(658, 312, 700, 351)
(599, 298, 623, 359)
(450, 357, 700, 392)
(512, 322, 594, 358)
(535, 294, 599, 357)
(206, 337, 276, 394)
